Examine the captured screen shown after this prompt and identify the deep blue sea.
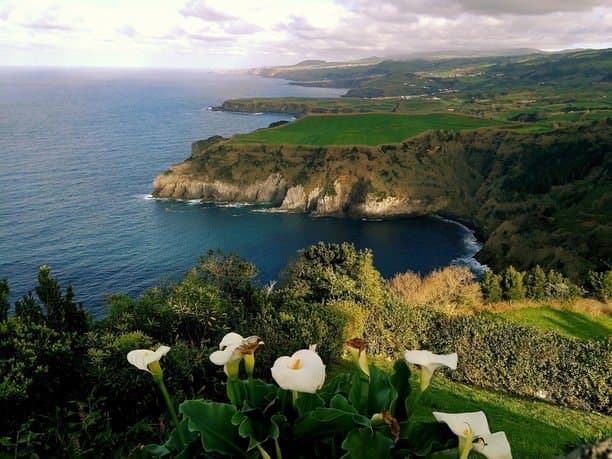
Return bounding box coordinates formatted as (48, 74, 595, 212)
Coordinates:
(0, 68, 482, 316)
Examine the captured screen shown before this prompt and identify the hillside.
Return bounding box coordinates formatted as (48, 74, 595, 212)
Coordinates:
(153, 119, 611, 278)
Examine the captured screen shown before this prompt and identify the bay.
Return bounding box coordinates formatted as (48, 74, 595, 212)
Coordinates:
(0, 68, 481, 316)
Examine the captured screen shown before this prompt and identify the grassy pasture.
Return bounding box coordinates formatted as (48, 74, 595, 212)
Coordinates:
(500, 306, 612, 340)
(417, 377, 612, 459)
(231, 113, 502, 146)
(330, 359, 611, 458)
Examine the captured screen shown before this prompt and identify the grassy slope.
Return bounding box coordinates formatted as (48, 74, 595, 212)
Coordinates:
(329, 360, 611, 458)
(499, 306, 612, 340)
(415, 376, 612, 459)
(231, 113, 502, 146)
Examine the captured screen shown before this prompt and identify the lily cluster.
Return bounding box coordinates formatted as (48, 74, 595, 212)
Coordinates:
(126, 333, 512, 459)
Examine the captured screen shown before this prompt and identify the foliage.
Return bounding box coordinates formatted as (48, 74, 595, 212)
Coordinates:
(586, 270, 612, 302)
(393, 305, 612, 413)
(388, 266, 482, 314)
(482, 265, 582, 303)
(501, 266, 526, 301)
(480, 271, 503, 302)
(147, 357, 460, 459)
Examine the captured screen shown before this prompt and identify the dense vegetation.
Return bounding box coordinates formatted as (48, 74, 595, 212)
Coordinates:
(159, 119, 611, 278)
(255, 49, 612, 98)
(1, 244, 610, 457)
(231, 114, 501, 146)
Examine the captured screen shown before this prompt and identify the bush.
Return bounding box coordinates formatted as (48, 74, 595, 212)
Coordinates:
(586, 270, 612, 302)
(482, 265, 581, 303)
(501, 266, 526, 301)
(388, 266, 481, 313)
(392, 304, 611, 413)
(480, 270, 503, 302)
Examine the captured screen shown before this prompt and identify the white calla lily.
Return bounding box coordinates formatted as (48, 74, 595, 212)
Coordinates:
(434, 411, 512, 459)
(127, 345, 170, 375)
(404, 350, 458, 390)
(271, 346, 326, 394)
(210, 332, 263, 378)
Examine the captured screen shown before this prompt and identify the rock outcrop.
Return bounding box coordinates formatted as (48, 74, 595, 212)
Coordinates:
(152, 120, 612, 277)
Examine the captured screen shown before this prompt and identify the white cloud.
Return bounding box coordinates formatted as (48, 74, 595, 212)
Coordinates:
(0, 0, 610, 68)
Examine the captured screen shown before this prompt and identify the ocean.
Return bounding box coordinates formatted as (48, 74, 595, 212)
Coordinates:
(0, 68, 482, 316)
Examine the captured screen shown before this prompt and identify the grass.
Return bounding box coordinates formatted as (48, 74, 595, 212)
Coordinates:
(499, 306, 612, 340)
(231, 113, 502, 146)
(414, 376, 612, 459)
(330, 360, 611, 458)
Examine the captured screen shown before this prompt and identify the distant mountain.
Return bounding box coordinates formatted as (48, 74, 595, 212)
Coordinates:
(386, 48, 544, 60)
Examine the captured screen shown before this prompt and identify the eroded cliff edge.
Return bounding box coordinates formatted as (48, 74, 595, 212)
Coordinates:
(153, 120, 612, 277)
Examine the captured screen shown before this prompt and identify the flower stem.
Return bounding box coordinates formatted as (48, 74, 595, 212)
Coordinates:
(274, 439, 283, 459)
(257, 444, 272, 459)
(155, 377, 186, 448)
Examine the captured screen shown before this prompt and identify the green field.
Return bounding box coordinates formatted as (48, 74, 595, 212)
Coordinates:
(231, 113, 502, 146)
(330, 360, 611, 458)
(416, 377, 612, 458)
(500, 306, 612, 340)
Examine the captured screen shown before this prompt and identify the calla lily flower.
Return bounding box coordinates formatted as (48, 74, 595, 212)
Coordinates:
(210, 332, 264, 378)
(434, 411, 512, 459)
(404, 350, 458, 391)
(271, 345, 326, 394)
(127, 345, 170, 376)
(346, 338, 370, 378)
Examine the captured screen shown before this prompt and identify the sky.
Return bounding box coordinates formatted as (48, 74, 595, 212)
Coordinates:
(1, 0, 611, 69)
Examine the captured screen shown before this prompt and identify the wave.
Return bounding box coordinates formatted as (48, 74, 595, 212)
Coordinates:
(431, 214, 487, 275)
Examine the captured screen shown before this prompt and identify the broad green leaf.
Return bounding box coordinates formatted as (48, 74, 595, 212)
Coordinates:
(319, 372, 351, 401)
(397, 421, 457, 456)
(180, 400, 247, 457)
(295, 392, 325, 416)
(141, 444, 170, 457)
(389, 360, 411, 420)
(367, 365, 394, 414)
(341, 427, 394, 459)
(243, 378, 279, 411)
(294, 407, 371, 438)
(164, 418, 199, 453)
(348, 371, 369, 415)
(330, 394, 357, 413)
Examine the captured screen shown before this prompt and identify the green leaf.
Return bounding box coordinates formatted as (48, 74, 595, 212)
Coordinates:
(367, 365, 394, 415)
(141, 444, 170, 458)
(165, 418, 199, 453)
(348, 372, 369, 415)
(180, 400, 247, 457)
(293, 407, 371, 438)
(319, 372, 351, 401)
(389, 360, 411, 420)
(330, 394, 357, 413)
(295, 392, 325, 416)
(341, 427, 394, 459)
(397, 421, 457, 456)
(243, 378, 279, 411)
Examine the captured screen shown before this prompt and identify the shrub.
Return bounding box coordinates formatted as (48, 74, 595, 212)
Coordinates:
(586, 270, 612, 302)
(480, 270, 503, 302)
(501, 266, 526, 301)
(389, 266, 481, 313)
(392, 303, 611, 413)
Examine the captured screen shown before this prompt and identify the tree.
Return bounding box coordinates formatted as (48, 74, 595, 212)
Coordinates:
(525, 265, 547, 300)
(480, 270, 502, 302)
(0, 279, 8, 322)
(501, 266, 525, 301)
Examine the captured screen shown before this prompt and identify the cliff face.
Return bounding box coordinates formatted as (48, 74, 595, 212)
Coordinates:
(153, 120, 612, 277)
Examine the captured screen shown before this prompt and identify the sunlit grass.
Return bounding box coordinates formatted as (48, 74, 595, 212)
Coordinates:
(231, 113, 502, 146)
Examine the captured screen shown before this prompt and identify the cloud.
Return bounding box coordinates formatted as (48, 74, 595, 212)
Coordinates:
(116, 24, 137, 38)
(180, 0, 236, 21)
(223, 21, 262, 35)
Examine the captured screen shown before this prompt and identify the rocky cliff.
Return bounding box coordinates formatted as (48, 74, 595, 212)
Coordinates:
(153, 120, 612, 277)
